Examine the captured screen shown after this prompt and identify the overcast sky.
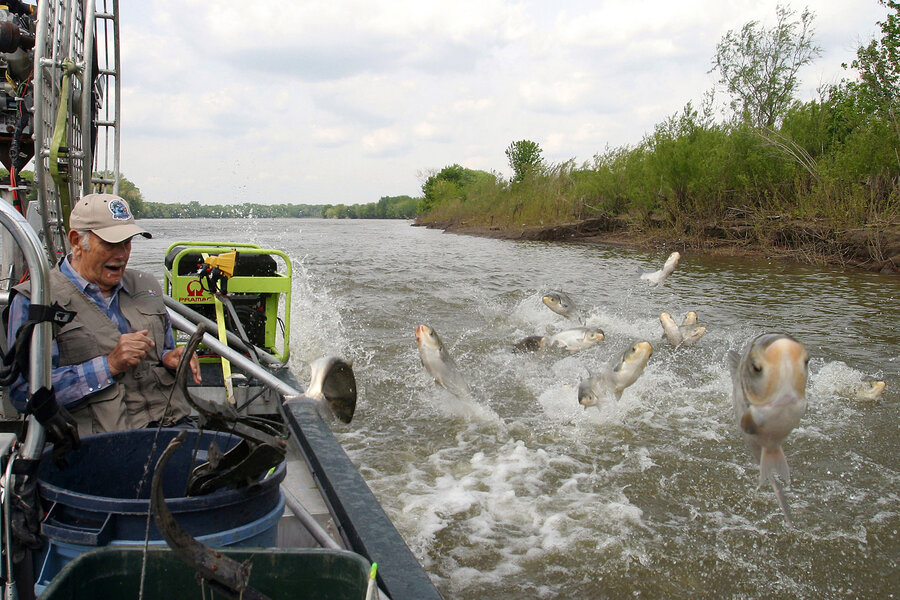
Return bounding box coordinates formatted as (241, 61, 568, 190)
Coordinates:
(117, 1, 889, 206)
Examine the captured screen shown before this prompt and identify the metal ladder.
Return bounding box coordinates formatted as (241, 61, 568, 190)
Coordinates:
(85, 0, 120, 195)
(31, 0, 120, 262)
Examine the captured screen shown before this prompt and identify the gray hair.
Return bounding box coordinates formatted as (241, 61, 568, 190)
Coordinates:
(75, 230, 92, 251)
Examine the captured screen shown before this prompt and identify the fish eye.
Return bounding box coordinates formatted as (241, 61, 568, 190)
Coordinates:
(750, 361, 763, 374)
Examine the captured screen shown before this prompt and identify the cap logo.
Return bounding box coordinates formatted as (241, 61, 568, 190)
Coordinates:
(108, 198, 132, 221)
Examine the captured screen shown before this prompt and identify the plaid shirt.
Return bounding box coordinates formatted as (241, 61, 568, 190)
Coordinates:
(6, 257, 175, 412)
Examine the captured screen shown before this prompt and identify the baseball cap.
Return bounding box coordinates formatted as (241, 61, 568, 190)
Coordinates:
(68, 193, 151, 243)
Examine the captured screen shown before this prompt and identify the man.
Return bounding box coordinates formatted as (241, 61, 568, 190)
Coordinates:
(7, 193, 201, 435)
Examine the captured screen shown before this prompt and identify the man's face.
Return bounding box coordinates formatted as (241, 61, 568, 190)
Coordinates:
(71, 232, 132, 294)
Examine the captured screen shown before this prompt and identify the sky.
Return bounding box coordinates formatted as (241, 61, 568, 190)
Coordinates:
(117, 1, 890, 206)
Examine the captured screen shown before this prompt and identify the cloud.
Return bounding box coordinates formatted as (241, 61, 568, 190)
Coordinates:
(362, 127, 410, 157)
(114, 0, 891, 206)
(312, 126, 353, 148)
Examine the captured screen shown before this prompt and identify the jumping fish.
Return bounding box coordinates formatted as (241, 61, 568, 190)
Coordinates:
(542, 290, 582, 323)
(846, 377, 886, 401)
(639, 251, 681, 286)
(728, 333, 808, 527)
(578, 341, 653, 408)
(514, 327, 605, 353)
(659, 311, 707, 347)
(415, 324, 472, 399)
(545, 327, 605, 352)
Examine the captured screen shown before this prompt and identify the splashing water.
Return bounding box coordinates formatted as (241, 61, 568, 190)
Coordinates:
(133, 218, 900, 600)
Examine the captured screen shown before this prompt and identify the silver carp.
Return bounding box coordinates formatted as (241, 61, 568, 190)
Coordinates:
(416, 324, 472, 399)
(578, 341, 653, 408)
(846, 378, 886, 401)
(659, 311, 707, 347)
(728, 333, 808, 527)
(545, 327, 605, 352)
(542, 290, 582, 323)
(639, 251, 680, 286)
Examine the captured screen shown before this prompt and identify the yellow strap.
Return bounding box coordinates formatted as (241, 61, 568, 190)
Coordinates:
(201, 252, 235, 405)
(49, 58, 79, 230)
(214, 296, 235, 405)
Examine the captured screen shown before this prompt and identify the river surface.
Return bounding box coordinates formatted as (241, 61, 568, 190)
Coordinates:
(131, 218, 898, 600)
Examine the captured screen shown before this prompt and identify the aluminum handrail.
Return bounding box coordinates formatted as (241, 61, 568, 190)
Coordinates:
(0, 204, 52, 460)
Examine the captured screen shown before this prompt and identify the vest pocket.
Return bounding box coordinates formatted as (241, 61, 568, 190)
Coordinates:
(132, 301, 167, 358)
(70, 384, 128, 435)
(57, 321, 104, 365)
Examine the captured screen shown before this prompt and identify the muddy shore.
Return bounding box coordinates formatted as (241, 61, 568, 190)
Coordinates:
(415, 216, 900, 274)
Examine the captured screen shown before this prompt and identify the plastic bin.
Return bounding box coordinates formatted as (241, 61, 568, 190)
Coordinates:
(40, 547, 371, 600)
(35, 428, 286, 590)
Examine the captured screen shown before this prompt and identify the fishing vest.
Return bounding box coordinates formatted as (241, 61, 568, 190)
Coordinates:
(15, 268, 191, 435)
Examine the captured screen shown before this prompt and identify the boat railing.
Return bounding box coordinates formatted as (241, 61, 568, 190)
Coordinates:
(0, 200, 53, 460)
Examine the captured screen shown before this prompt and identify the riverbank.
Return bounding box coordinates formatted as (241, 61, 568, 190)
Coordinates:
(415, 216, 900, 274)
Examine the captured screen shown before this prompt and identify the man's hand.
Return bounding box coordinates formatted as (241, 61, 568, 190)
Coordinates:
(108, 329, 154, 376)
(162, 344, 202, 384)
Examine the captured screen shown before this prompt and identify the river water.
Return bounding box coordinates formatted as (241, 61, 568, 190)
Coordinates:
(131, 217, 898, 600)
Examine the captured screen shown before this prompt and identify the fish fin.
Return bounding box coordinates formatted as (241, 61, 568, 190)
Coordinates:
(758, 446, 791, 488)
(727, 350, 740, 374)
(768, 472, 794, 528)
(740, 411, 758, 435)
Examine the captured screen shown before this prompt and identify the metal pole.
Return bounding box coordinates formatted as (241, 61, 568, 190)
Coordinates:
(281, 488, 341, 550)
(81, 0, 96, 193)
(0, 203, 52, 459)
(3, 443, 18, 600)
(167, 309, 303, 398)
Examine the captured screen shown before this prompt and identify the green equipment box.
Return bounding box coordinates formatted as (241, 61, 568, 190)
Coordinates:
(163, 241, 292, 362)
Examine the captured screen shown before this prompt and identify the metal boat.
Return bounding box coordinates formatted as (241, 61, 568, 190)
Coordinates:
(0, 2, 441, 598)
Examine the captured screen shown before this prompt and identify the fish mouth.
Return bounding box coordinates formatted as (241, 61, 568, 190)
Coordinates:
(771, 393, 803, 408)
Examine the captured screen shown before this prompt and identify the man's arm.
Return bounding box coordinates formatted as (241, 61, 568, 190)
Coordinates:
(6, 293, 115, 412)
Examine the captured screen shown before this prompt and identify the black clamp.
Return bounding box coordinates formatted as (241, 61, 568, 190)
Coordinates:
(28, 302, 75, 326)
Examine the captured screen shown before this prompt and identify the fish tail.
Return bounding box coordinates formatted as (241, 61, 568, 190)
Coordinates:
(768, 473, 794, 528)
(758, 446, 791, 488)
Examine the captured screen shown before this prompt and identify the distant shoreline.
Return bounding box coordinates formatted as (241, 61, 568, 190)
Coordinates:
(415, 217, 900, 275)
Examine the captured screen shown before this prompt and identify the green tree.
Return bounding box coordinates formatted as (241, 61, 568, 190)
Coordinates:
(845, 0, 900, 137)
(116, 174, 144, 216)
(93, 171, 145, 216)
(505, 140, 543, 183)
(419, 164, 492, 212)
(711, 5, 821, 128)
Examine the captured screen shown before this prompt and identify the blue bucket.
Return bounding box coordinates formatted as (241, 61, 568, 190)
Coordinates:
(35, 429, 286, 592)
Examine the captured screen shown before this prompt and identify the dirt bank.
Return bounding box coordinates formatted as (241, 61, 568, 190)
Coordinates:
(415, 216, 900, 274)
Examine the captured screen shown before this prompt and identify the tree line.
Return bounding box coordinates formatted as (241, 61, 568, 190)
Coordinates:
(135, 195, 417, 219)
(0, 170, 418, 220)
